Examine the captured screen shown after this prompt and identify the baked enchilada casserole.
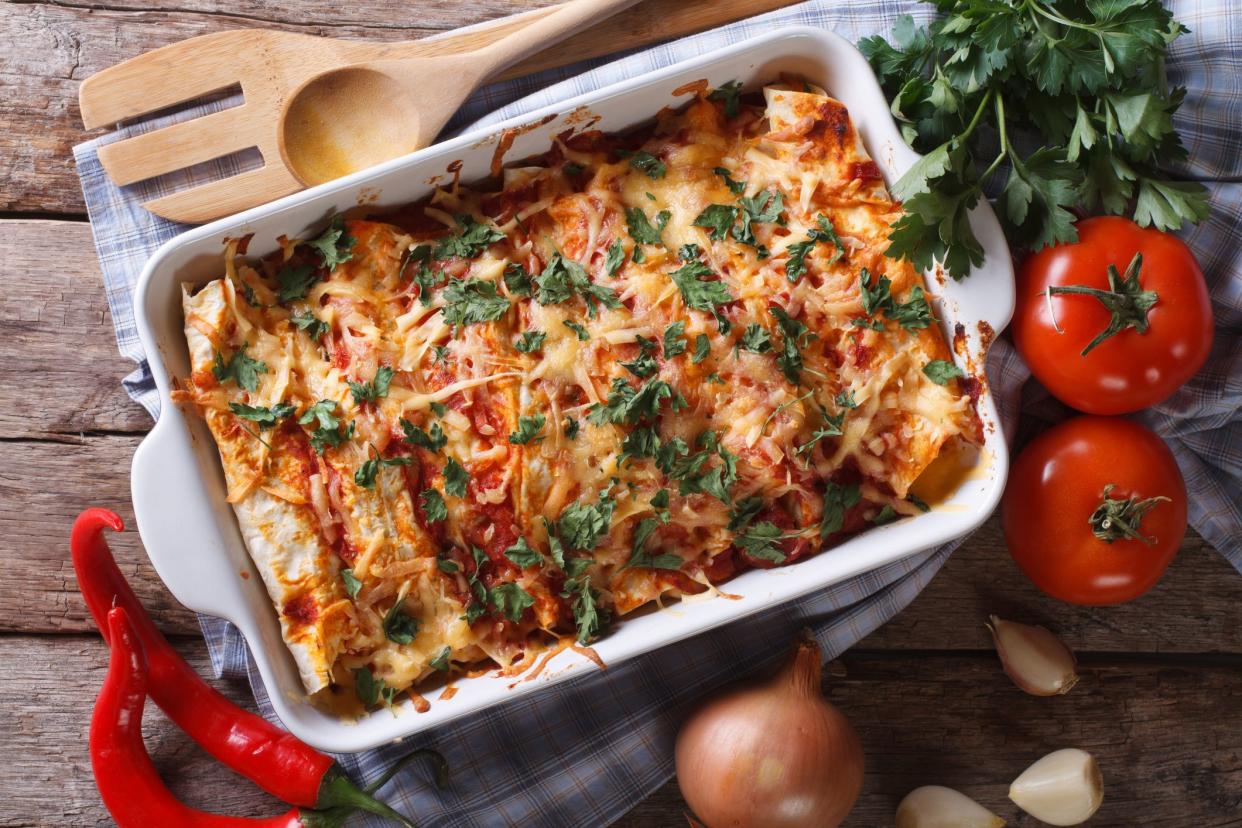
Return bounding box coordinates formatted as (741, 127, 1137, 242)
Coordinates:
(176, 80, 982, 710)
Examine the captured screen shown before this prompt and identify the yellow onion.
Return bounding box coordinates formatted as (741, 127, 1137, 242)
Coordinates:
(675, 632, 864, 828)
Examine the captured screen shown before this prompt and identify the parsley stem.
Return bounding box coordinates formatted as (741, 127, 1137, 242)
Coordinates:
(980, 93, 1012, 182)
(1024, 0, 1098, 34)
(960, 88, 995, 144)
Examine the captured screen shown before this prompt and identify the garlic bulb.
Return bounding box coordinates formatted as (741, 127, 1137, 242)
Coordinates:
(1009, 748, 1103, 825)
(896, 786, 1005, 828)
(987, 615, 1079, 696)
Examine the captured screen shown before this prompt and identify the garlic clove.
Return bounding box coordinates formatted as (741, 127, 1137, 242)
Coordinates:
(896, 786, 1006, 828)
(1009, 748, 1103, 826)
(987, 615, 1079, 696)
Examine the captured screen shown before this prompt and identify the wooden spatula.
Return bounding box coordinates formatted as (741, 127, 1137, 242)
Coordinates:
(80, 0, 798, 224)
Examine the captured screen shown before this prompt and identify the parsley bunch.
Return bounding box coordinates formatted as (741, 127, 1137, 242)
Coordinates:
(860, 0, 1209, 279)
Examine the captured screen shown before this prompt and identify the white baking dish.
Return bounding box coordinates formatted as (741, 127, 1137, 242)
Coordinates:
(130, 25, 1014, 753)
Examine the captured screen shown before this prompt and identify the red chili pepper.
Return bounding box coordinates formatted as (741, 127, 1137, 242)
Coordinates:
(72, 508, 443, 823)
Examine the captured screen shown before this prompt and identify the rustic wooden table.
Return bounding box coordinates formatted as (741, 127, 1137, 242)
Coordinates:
(3, 1, 1240, 825)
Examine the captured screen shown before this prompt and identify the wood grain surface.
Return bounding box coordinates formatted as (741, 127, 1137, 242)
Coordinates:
(3, 2, 1241, 826)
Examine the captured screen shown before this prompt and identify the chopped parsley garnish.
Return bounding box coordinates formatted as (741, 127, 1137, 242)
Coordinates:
(667, 259, 733, 314)
(212, 345, 267, 392)
(713, 166, 746, 195)
(299, 400, 352, 454)
(401, 418, 446, 452)
(382, 597, 419, 644)
(563, 416, 580, 439)
(503, 537, 543, 569)
(228, 401, 294, 429)
(354, 454, 410, 488)
(443, 457, 469, 498)
(433, 214, 505, 260)
(509, 414, 546, 445)
(275, 263, 317, 304)
(354, 666, 397, 707)
(771, 306, 816, 385)
(708, 79, 744, 118)
(651, 489, 670, 510)
(692, 204, 739, 241)
(604, 239, 626, 276)
(624, 517, 682, 571)
(430, 401, 447, 417)
(440, 278, 510, 331)
(239, 281, 262, 307)
(739, 189, 785, 225)
(562, 576, 609, 643)
(691, 334, 711, 363)
(678, 243, 702, 261)
(629, 151, 667, 179)
(306, 215, 356, 269)
(796, 408, 847, 456)
(291, 310, 329, 341)
(562, 319, 591, 341)
(659, 430, 738, 503)
(836, 389, 858, 409)
(503, 262, 532, 296)
(489, 582, 535, 623)
(420, 488, 448, 522)
(563, 162, 585, 177)
(431, 345, 449, 365)
(923, 359, 965, 385)
(429, 646, 452, 672)
(436, 557, 459, 574)
(872, 505, 900, 525)
(887, 286, 934, 331)
(620, 343, 659, 378)
(398, 244, 432, 281)
(341, 568, 362, 600)
(663, 321, 687, 357)
(625, 206, 671, 246)
(514, 330, 546, 353)
(858, 268, 934, 331)
(556, 492, 616, 551)
(535, 253, 622, 317)
(348, 366, 393, 404)
(620, 425, 661, 464)
(728, 496, 765, 532)
(785, 215, 848, 283)
(908, 494, 932, 513)
(821, 481, 862, 538)
(735, 521, 788, 563)
(739, 324, 772, 354)
(587, 377, 686, 426)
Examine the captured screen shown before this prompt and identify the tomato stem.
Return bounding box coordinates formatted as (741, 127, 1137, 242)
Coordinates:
(1047, 253, 1158, 355)
(1088, 483, 1170, 545)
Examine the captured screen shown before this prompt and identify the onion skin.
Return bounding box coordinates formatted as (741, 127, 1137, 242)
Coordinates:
(675, 633, 864, 828)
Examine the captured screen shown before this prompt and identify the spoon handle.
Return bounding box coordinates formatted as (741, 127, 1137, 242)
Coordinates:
(467, 0, 640, 82)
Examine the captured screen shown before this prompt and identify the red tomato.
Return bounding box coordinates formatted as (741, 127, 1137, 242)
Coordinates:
(1013, 216, 1213, 414)
(1002, 416, 1187, 605)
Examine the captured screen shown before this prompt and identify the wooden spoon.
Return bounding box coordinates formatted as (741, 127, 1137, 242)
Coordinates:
(279, 0, 637, 187)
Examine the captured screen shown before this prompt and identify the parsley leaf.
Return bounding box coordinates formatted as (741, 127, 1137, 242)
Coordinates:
(229, 401, 294, 429)
(562, 576, 609, 643)
(713, 166, 746, 195)
(734, 521, 788, 563)
(785, 215, 847, 283)
(563, 320, 591, 341)
(796, 409, 846, 456)
(420, 488, 448, 522)
(509, 413, 546, 445)
(275, 263, 318, 304)
(821, 481, 862, 538)
(354, 454, 411, 489)
(489, 582, 535, 623)
(923, 359, 965, 385)
(872, 505, 900, 525)
(212, 345, 267, 392)
(836, 389, 858, 409)
(341, 568, 362, 600)
(661, 430, 737, 503)
(739, 324, 772, 354)
(306, 215, 355, 269)
(629, 150, 667, 179)
(535, 253, 622, 317)
(400, 418, 446, 452)
(587, 377, 686, 426)
(564, 415, 580, 439)
(382, 597, 419, 644)
(348, 366, 393, 404)
(557, 492, 616, 551)
(708, 80, 744, 118)
(440, 279, 510, 331)
(626, 207, 671, 246)
(678, 244, 702, 261)
(434, 214, 505, 260)
(604, 239, 626, 276)
(353, 666, 397, 707)
(692, 204, 739, 241)
(291, 310, 329, 341)
(514, 330, 546, 353)
(663, 321, 688, 358)
(771, 307, 816, 385)
(503, 537, 543, 569)
(691, 334, 711, 363)
(429, 646, 452, 672)
(299, 400, 352, 454)
(667, 260, 733, 312)
(503, 262, 532, 296)
(624, 517, 683, 570)
(443, 458, 469, 498)
(620, 348, 659, 378)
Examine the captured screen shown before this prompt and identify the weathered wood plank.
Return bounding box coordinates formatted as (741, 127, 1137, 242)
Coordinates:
(6, 635, 1240, 826)
(4, 0, 791, 215)
(0, 220, 151, 438)
(1, 420, 1235, 658)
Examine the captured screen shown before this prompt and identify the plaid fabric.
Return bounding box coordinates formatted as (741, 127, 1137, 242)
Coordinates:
(73, 1, 1240, 824)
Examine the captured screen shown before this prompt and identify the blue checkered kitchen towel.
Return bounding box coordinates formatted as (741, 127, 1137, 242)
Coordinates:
(74, 1, 1241, 825)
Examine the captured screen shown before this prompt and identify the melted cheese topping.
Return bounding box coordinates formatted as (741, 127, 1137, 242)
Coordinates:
(178, 82, 982, 710)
